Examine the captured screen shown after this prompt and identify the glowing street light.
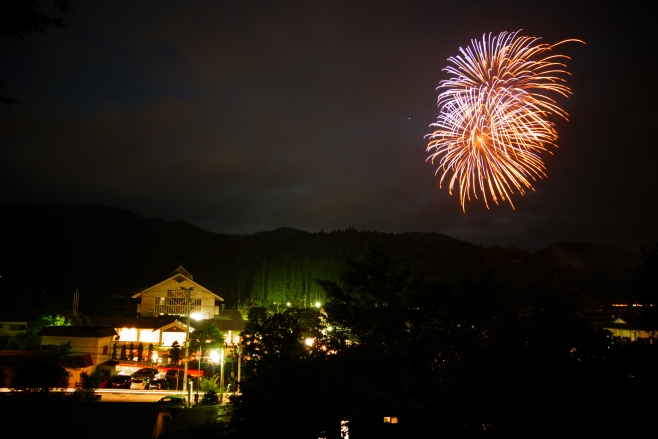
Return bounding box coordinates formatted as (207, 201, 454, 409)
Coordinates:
(314, 302, 321, 308)
(210, 349, 220, 380)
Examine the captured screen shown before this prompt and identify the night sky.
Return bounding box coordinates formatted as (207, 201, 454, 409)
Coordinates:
(1, 1, 656, 252)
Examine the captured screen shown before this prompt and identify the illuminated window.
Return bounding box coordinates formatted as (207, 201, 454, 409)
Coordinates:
(162, 332, 184, 346)
(383, 417, 398, 424)
(140, 329, 160, 343)
(118, 328, 138, 341)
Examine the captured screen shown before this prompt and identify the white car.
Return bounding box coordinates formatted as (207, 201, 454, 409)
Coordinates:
(130, 378, 150, 390)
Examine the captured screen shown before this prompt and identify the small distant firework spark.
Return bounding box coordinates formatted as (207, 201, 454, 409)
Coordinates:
(426, 30, 583, 211)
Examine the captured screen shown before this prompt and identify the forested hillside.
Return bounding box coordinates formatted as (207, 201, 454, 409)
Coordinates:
(0, 204, 641, 315)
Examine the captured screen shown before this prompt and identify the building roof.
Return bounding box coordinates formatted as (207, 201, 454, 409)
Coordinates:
(132, 266, 224, 301)
(0, 349, 38, 357)
(208, 311, 247, 332)
(38, 326, 118, 338)
(92, 316, 185, 330)
(212, 319, 247, 332)
(214, 310, 245, 321)
(169, 264, 193, 280)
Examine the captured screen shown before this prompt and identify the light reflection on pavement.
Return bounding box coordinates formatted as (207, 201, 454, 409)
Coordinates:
(96, 389, 186, 402)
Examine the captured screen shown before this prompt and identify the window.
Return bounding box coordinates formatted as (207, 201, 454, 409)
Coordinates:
(118, 328, 138, 341)
(9, 325, 26, 331)
(102, 346, 108, 355)
(140, 329, 160, 343)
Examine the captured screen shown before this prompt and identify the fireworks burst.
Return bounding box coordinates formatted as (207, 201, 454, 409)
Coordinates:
(426, 30, 583, 211)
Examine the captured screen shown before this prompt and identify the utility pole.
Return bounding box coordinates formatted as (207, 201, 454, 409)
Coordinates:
(219, 346, 225, 404)
(236, 339, 241, 394)
(182, 287, 194, 393)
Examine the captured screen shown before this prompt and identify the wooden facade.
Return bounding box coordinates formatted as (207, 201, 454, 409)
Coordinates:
(132, 266, 223, 319)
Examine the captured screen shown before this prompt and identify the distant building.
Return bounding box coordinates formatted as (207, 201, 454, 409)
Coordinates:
(0, 320, 27, 338)
(92, 316, 190, 347)
(132, 265, 224, 320)
(601, 315, 658, 343)
(38, 326, 117, 365)
(213, 310, 248, 346)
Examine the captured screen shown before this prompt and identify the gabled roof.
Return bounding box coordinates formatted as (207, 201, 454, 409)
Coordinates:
(601, 314, 658, 330)
(212, 319, 247, 332)
(169, 264, 192, 280)
(207, 311, 247, 332)
(132, 268, 223, 301)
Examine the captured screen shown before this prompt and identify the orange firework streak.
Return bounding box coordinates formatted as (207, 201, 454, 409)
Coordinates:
(426, 31, 584, 211)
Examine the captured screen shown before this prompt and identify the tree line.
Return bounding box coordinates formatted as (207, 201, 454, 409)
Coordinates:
(230, 245, 658, 438)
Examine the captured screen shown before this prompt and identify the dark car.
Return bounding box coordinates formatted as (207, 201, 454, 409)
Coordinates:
(150, 378, 170, 390)
(159, 395, 187, 415)
(109, 375, 133, 389)
(131, 367, 161, 380)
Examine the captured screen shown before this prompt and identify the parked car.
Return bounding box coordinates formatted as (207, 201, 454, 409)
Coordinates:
(159, 395, 187, 415)
(130, 378, 150, 390)
(131, 367, 161, 380)
(149, 378, 170, 390)
(165, 369, 197, 389)
(109, 375, 133, 389)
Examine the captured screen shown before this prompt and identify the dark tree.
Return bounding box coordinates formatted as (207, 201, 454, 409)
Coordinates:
(120, 343, 127, 361)
(9, 342, 72, 393)
(0, 0, 74, 104)
(232, 249, 626, 438)
(189, 320, 223, 361)
(137, 342, 144, 362)
(10, 360, 69, 392)
(170, 341, 181, 364)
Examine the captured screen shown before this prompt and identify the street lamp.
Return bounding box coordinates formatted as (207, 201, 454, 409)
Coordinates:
(210, 349, 220, 379)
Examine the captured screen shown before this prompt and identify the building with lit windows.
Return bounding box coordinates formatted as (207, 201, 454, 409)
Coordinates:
(132, 265, 223, 319)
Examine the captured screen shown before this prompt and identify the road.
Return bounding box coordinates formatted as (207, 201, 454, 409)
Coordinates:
(96, 389, 235, 404)
(96, 389, 174, 402)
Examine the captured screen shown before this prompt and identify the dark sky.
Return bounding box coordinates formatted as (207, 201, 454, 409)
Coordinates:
(1, 1, 656, 252)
